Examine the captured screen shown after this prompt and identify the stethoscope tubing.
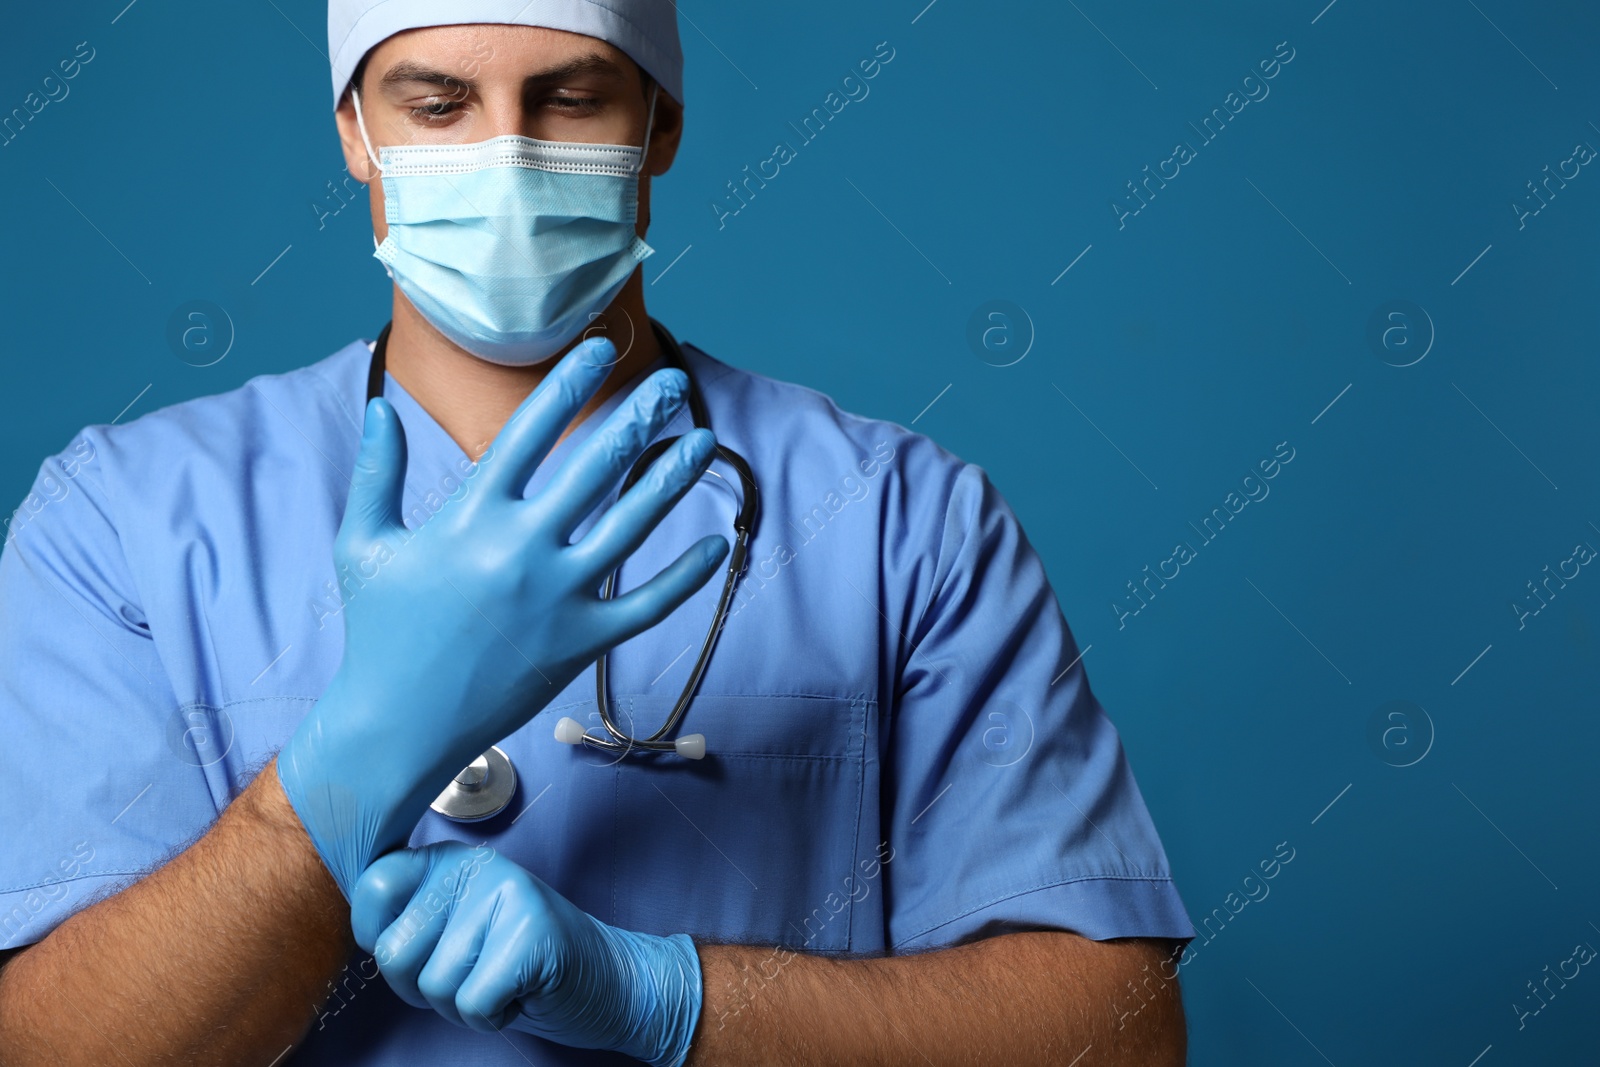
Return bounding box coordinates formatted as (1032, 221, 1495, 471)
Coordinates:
(365, 318, 758, 768)
(588, 320, 757, 755)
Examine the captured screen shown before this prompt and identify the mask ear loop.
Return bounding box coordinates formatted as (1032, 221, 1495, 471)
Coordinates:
(350, 86, 393, 269)
(638, 80, 660, 177)
(350, 86, 384, 179)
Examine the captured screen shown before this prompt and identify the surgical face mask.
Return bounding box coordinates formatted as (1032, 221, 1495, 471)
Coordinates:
(352, 84, 658, 366)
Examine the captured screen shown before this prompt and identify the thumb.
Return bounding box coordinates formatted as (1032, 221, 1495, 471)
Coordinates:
(350, 846, 433, 954)
(341, 397, 407, 541)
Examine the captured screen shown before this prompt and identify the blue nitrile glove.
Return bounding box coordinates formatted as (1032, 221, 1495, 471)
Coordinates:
(351, 842, 703, 1067)
(277, 336, 728, 897)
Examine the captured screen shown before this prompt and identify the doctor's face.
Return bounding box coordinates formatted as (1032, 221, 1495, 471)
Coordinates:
(332, 23, 683, 242)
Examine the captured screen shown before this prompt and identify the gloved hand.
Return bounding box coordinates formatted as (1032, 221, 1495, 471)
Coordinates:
(278, 336, 728, 896)
(352, 842, 703, 1067)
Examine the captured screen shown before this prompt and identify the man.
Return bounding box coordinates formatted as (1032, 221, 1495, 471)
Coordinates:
(0, 2, 1195, 1063)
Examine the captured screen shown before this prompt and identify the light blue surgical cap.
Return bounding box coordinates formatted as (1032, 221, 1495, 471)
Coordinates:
(327, 0, 684, 110)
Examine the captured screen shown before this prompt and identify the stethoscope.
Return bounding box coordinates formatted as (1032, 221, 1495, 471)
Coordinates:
(365, 318, 758, 822)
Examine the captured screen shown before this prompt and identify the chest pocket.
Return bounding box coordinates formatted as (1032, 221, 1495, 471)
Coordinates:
(601, 693, 874, 953)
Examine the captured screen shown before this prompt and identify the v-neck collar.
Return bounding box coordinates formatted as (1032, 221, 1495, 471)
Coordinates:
(370, 344, 672, 527)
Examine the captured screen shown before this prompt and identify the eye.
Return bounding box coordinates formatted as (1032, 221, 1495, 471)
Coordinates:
(542, 95, 604, 114)
(408, 98, 461, 123)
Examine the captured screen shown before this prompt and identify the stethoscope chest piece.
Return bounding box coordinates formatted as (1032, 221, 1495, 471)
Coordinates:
(429, 745, 518, 822)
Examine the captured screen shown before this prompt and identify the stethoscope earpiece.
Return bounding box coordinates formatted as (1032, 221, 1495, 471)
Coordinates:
(554, 717, 707, 760)
(561, 318, 755, 765)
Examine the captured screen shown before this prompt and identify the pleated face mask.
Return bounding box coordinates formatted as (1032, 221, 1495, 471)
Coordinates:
(352, 83, 658, 366)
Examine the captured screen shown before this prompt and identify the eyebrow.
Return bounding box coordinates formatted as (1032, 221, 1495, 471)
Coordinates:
(378, 52, 629, 95)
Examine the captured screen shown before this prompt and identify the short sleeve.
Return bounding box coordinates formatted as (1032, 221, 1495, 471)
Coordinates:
(0, 432, 215, 950)
(882, 461, 1195, 953)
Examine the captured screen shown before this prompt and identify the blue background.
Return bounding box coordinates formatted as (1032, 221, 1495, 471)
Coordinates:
(3, 1, 1596, 1063)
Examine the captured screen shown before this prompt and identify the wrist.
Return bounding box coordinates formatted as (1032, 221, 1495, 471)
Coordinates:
(244, 758, 323, 845)
(276, 682, 444, 896)
(236, 758, 352, 916)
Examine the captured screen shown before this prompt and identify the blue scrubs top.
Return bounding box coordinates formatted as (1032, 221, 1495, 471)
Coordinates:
(0, 334, 1194, 1063)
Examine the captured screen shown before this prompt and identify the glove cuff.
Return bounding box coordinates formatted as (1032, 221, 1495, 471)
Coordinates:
(276, 730, 378, 900)
(601, 925, 704, 1067)
(275, 683, 439, 899)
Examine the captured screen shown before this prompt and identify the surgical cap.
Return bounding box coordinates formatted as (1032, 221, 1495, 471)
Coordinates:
(327, 0, 684, 110)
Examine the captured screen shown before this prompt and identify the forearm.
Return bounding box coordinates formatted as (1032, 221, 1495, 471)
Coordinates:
(0, 759, 352, 1066)
(688, 932, 1186, 1067)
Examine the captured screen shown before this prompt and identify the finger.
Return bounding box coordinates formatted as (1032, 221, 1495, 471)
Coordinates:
(535, 367, 690, 540)
(416, 899, 491, 1030)
(350, 848, 433, 953)
(569, 428, 717, 576)
(356, 855, 454, 1011)
(339, 398, 408, 542)
(374, 908, 451, 1011)
(477, 336, 619, 500)
(601, 533, 729, 645)
(454, 915, 537, 1035)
